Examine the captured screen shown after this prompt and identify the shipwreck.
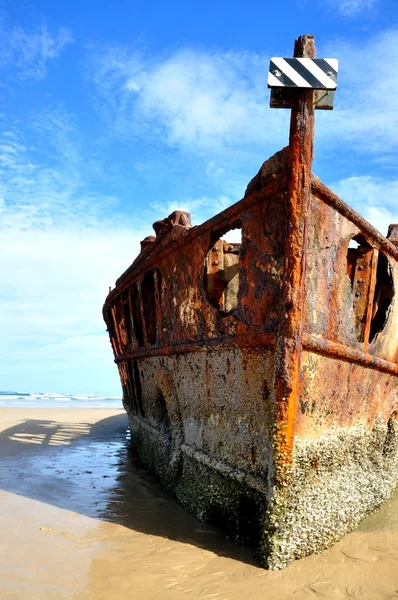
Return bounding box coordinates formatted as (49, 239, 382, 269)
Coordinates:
(103, 35, 398, 569)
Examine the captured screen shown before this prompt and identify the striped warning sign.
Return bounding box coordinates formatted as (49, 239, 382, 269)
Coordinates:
(268, 58, 338, 90)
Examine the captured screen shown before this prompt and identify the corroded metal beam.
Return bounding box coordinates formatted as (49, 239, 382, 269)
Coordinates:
(272, 34, 315, 480)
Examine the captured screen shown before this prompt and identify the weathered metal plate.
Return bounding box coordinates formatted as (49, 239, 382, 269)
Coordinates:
(270, 88, 335, 110)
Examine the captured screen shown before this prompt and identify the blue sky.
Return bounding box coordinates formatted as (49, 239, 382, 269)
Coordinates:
(1, 0, 397, 394)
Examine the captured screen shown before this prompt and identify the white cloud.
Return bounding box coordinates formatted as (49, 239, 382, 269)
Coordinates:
(316, 29, 398, 155)
(89, 29, 398, 163)
(0, 113, 148, 394)
(1, 225, 140, 341)
(0, 185, 144, 395)
(150, 194, 232, 224)
(0, 108, 122, 229)
(0, 23, 73, 81)
(90, 47, 288, 152)
(327, 0, 376, 16)
(331, 175, 398, 236)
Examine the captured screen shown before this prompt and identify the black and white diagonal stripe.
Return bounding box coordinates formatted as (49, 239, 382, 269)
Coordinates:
(268, 58, 338, 90)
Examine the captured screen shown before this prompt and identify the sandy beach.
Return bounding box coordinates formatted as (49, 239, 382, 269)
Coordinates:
(1, 408, 398, 600)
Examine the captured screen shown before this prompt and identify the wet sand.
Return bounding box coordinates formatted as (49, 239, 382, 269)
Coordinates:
(1, 408, 398, 599)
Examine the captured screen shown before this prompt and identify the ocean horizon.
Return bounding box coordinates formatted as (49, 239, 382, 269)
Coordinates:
(0, 391, 123, 409)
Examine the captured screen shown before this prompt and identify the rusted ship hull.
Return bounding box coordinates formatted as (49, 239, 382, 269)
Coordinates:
(103, 147, 398, 568)
(103, 36, 398, 569)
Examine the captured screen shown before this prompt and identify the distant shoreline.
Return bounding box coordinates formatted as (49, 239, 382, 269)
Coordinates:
(0, 391, 123, 409)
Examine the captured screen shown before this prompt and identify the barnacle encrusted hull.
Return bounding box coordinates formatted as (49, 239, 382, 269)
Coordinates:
(103, 143, 398, 568)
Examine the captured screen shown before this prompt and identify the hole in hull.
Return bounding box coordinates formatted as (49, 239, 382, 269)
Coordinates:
(204, 223, 242, 316)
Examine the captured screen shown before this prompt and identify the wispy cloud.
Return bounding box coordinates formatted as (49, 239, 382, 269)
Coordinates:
(327, 0, 376, 17)
(0, 107, 129, 229)
(331, 175, 398, 236)
(318, 29, 398, 156)
(150, 194, 232, 223)
(0, 221, 140, 394)
(0, 110, 148, 394)
(89, 47, 288, 152)
(0, 22, 73, 81)
(88, 29, 398, 166)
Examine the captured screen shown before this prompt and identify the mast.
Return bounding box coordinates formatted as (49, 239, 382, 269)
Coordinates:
(273, 34, 316, 484)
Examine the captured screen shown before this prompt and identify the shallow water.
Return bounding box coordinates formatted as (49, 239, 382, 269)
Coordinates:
(1, 408, 398, 600)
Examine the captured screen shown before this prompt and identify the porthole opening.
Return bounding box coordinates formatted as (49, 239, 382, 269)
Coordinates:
(204, 223, 242, 316)
(347, 235, 394, 343)
(369, 252, 394, 342)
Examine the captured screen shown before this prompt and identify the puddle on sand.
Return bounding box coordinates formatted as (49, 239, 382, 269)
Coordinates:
(1, 408, 398, 599)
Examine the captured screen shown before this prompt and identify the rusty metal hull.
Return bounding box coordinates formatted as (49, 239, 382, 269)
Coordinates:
(103, 143, 398, 569)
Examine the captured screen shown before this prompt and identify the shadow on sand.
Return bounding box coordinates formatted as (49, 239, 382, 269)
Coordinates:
(0, 413, 259, 567)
